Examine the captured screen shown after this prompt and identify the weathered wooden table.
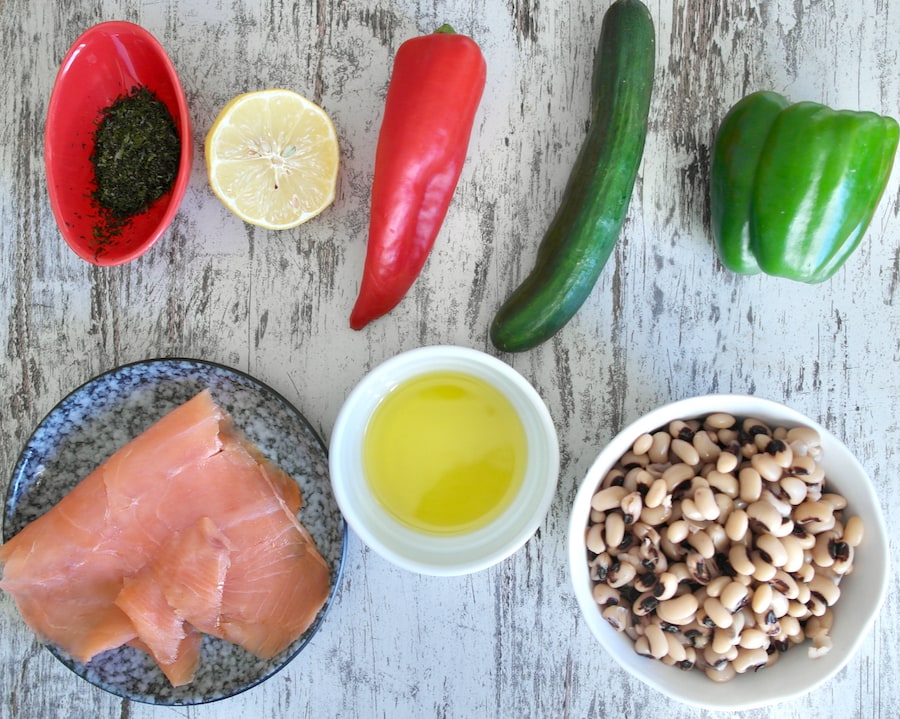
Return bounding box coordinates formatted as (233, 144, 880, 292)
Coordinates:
(1, 1, 898, 717)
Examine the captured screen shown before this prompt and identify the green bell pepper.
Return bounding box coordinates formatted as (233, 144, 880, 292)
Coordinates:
(710, 91, 899, 283)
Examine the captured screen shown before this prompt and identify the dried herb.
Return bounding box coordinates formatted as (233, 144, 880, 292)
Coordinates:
(90, 85, 180, 222)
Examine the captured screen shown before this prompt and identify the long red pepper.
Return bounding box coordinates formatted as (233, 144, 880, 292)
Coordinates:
(349, 25, 486, 330)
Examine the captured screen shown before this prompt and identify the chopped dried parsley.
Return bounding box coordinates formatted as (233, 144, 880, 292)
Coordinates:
(89, 86, 180, 246)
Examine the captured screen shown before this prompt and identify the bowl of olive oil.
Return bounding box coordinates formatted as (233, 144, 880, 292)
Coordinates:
(330, 346, 559, 575)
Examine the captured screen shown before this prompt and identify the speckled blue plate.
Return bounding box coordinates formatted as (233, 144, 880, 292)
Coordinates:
(2, 358, 346, 705)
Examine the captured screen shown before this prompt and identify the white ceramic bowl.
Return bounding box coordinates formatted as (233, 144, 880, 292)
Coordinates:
(568, 394, 889, 711)
(331, 346, 559, 576)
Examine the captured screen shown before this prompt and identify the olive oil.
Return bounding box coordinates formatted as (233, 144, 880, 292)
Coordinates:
(363, 370, 528, 535)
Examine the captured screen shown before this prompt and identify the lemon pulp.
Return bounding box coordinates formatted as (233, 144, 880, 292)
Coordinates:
(205, 88, 339, 230)
(362, 371, 528, 535)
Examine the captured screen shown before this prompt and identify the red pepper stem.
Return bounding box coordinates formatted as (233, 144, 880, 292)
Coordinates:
(434, 23, 456, 34)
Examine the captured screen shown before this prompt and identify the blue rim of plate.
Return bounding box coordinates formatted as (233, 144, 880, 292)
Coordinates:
(2, 358, 347, 705)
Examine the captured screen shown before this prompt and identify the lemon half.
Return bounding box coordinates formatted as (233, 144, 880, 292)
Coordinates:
(205, 89, 339, 230)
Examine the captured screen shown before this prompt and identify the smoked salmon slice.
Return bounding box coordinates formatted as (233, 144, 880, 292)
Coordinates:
(0, 389, 331, 685)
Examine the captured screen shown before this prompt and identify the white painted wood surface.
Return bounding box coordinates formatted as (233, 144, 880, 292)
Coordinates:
(1, 0, 898, 716)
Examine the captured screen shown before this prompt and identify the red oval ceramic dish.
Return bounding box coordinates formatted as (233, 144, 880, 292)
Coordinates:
(45, 21, 192, 266)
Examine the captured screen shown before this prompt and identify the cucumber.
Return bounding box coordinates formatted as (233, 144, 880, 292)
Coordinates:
(490, 0, 655, 352)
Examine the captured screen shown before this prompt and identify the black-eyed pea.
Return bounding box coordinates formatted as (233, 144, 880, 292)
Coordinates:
(787, 452, 816, 478)
(661, 535, 687, 562)
(605, 511, 626, 549)
(680, 498, 705, 522)
(703, 412, 734, 430)
(607, 559, 637, 588)
(644, 622, 669, 659)
(668, 419, 695, 442)
(664, 631, 688, 663)
(686, 551, 719, 585)
(740, 440, 759, 459)
(739, 467, 763, 502)
(769, 517, 795, 539)
(738, 627, 768, 650)
(724, 508, 749, 543)
(589, 551, 613, 582)
(633, 634, 653, 658)
(756, 533, 788, 567)
(746, 500, 782, 534)
(705, 575, 731, 598)
(687, 529, 715, 559)
(780, 534, 805, 573)
(706, 469, 738, 498)
(706, 522, 730, 553)
(678, 645, 697, 671)
(808, 574, 841, 606)
(832, 542, 855, 575)
(591, 485, 629, 512)
(806, 592, 828, 617)
(693, 486, 719, 521)
(728, 543, 755, 576)
(648, 431, 671, 463)
(765, 438, 794, 468)
(620, 451, 649, 469)
(632, 432, 654, 457)
(693, 430, 721, 462)
(796, 560, 815, 584)
(602, 604, 632, 632)
(671, 438, 701, 466)
(800, 463, 826, 487)
(601, 467, 627, 488)
(592, 583, 621, 607)
(586, 523, 606, 554)
(751, 582, 774, 615)
(665, 518, 691, 544)
(622, 467, 641, 492)
(743, 417, 771, 437)
(794, 581, 811, 605)
(750, 550, 777, 582)
(640, 501, 673, 527)
(632, 590, 660, 617)
(760, 488, 793, 518)
(715, 451, 739, 475)
(793, 499, 834, 526)
(705, 662, 737, 683)
(779, 475, 808, 505)
(786, 600, 807, 619)
(589, 508, 604, 524)
(769, 589, 790, 618)
(720, 581, 749, 613)
(644, 478, 668, 509)
(711, 626, 738, 655)
(804, 515, 837, 534)
(820, 492, 848, 511)
(780, 615, 802, 640)
(654, 572, 679, 601)
(750, 452, 783, 482)
(662, 462, 695, 492)
(843, 515, 865, 547)
(812, 530, 838, 568)
(656, 593, 699, 625)
(703, 597, 733, 629)
(770, 569, 800, 600)
(753, 433, 773, 453)
(620, 491, 643, 525)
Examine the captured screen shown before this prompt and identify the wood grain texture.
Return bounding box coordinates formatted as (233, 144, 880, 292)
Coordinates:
(1, 0, 898, 717)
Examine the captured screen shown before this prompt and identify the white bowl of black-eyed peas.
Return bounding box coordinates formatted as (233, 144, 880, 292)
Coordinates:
(568, 394, 888, 711)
